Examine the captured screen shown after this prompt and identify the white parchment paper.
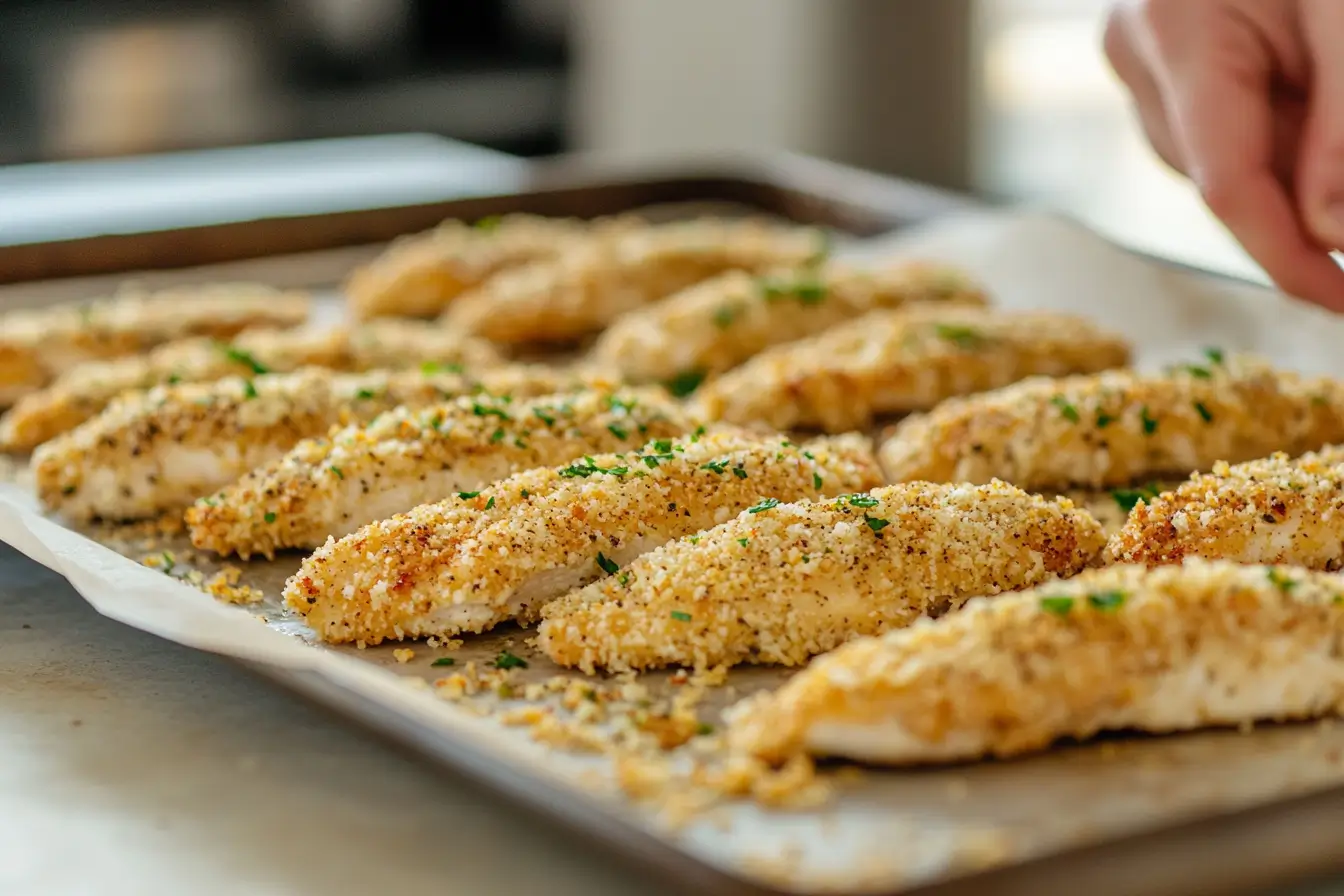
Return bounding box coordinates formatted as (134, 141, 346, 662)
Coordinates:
(8, 208, 1344, 894)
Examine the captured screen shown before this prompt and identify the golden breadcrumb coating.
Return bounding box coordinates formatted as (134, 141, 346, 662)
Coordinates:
(187, 386, 696, 558)
(33, 364, 606, 522)
(344, 213, 596, 320)
(0, 321, 501, 454)
(589, 261, 988, 384)
(0, 283, 309, 406)
(1107, 445, 1344, 568)
(441, 218, 828, 346)
(879, 354, 1344, 490)
(284, 428, 882, 645)
(538, 481, 1105, 672)
(730, 560, 1344, 765)
(694, 306, 1131, 432)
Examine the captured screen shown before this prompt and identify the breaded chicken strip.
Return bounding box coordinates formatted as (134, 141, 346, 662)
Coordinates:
(187, 387, 696, 558)
(730, 560, 1344, 766)
(284, 429, 882, 645)
(441, 218, 828, 347)
(0, 321, 503, 453)
(880, 354, 1344, 491)
(538, 481, 1105, 673)
(1107, 445, 1344, 568)
(694, 306, 1131, 432)
(0, 283, 309, 406)
(345, 214, 596, 321)
(589, 261, 988, 384)
(34, 364, 606, 522)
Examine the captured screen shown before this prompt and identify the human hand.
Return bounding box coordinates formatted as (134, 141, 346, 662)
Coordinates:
(1104, 0, 1344, 309)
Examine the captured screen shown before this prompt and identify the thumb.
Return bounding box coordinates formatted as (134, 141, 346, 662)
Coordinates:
(1297, 0, 1344, 249)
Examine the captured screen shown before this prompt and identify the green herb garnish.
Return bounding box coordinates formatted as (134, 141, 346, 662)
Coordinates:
(596, 553, 619, 575)
(1050, 395, 1080, 423)
(842, 494, 880, 508)
(485, 496, 495, 509)
(1204, 347, 1225, 365)
(474, 215, 502, 231)
(533, 408, 556, 426)
(748, 498, 781, 514)
(1111, 483, 1162, 513)
(713, 305, 739, 329)
(812, 472, 824, 489)
(732, 465, 748, 480)
(1194, 401, 1213, 423)
(665, 369, 707, 397)
(934, 323, 982, 348)
(1095, 411, 1114, 429)
(263, 512, 277, 524)
(607, 423, 628, 440)
(1267, 567, 1297, 592)
(493, 651, 528, 670)
(701, 459, 731, 474)
(736, 537, 750, 547)
(431, 657, 456, 667)
(473, 402, 510, 420)
(1141, 406, 1158, 435)
(420, 360, 465, 375)
(458, 490, 480, 499)
(670, 611, 692, 622)
(865, 516, 890, 533)
(241, 379, 258, 400)
(329, 466, 344, 479)
(1087, 591, 1127, 611)
(1040, 595, 1074, 615)
(221, 344, 270, 375)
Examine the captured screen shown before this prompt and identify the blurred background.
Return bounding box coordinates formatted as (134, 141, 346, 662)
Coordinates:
(0, 0, 1259, 281)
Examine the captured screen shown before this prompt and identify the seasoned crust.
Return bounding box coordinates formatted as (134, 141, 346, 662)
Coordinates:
(879, 354, 1344, 490)
(186, 386, 696, 558)
(283, 429, 882, 645)
(442, 218, 829, 346)
(695, 306, 1131, 432)
(590, 261, 989, 384)
(538, 481, 1105, 672)
(730, 560, 1344, 765)
(1106, 445, 1344, 568)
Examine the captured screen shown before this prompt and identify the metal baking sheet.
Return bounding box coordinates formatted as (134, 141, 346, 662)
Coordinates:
(5, 157, 1344, 896)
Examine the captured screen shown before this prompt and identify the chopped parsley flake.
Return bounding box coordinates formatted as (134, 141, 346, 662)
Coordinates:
(485, 496, 495, 509)
(329, 466, 344, 479)
(1141, 406, 1158, 435)
(670, 611, 693, 622)
(664, 369, 707, 397)
(221, 344, 270, 375)
(691, 425, 706, 441)
(491, 428, 506, 444)
(813, 472, 824, 489)
(934, 323, 982, 347)
(1040, 595, 1074, 615)
(1204, 347, 1225, 365)
(263, 511, 277, 524)
(533, 408, 556, 426)
(1111, 483, 1162, 513)
(421, 360, 465, 375)
(493, 650, 527, 670)
(354, 388, 377, 400)
(701, 459, 731, 474)
(617, 573, 630, 586)
(713, 305, 739, 328)
(1181, 364, 1212, 379)
(864, 516, 890, 533)
(473, 402, 510, 420)
(431, 657, 456, 667)
(732, 465, 748, 480)
(748, 498, 780, 514)
(696, 723, 715, 736)
(241, 379, 258, 400)
(1087, 590, 1127, 611)
(166, 373, 182, 385)
(1095, 411, 1114, 429)
(596, 552, 619, 575)
(559, 457, 628, 478)
(458, 490, 480, 499)
(520, 489, 530, 498)
(1267, 567, 1297, 592)
(841, 494, 880, 508)
(474, 215, 502, 231)
(607, 395, 637, 414)
(736, 537, 750, 547)
(1194, 401, 1213, 423)
(1050, 395, 1080, 423)
(160, 552, 176, 574)
(607, 423, 628, 440)
(760, 277, 827, 305)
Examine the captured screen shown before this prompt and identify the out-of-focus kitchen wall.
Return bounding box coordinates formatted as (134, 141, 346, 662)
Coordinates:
(0, 0, 1252, 279)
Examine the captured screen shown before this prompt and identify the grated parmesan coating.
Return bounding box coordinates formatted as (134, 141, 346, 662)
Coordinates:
(538, 481, 1105, 672)
(1106, 445, 1344, 568)
(344, 213, 599, 320)
(33, 363, 606, 522)
(694, 306, 1131, 432)
(879, 354, 1344, 491)
(0, 282, 309, 406)
(729, 559, 1344, 765)
(187, 386, 697, 558)
(284, 428, 882, 645)
(0, 321, 502, 454)
(589, 261, 989, 384)
(441, 218, 828, 346)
